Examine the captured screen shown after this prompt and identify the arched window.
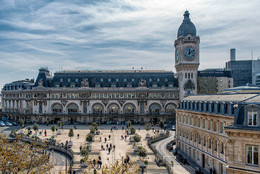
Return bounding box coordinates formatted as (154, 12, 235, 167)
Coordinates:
(124, 104, 135, 115)
(149, 103, 161, 114)
(68, 103, 78, 113)
(52, 104, 63, 113)
(108, 103, 119, 114)
(165, 104, 176, 114)
(93, 104, 103, 115)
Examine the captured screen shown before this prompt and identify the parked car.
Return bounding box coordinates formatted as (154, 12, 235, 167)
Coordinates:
(12, 122, 18, 126)
(5, 121, 13, 127)
(0, 122, 6, 127)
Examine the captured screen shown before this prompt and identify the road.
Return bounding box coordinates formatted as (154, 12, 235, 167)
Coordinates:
(152, 131, 194, 174)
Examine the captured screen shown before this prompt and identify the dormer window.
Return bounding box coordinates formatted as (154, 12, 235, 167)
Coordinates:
(75, 78, 78, 82)
(60, 78, 63, 82)
(68, 78, 70, 82)
(108, 78, 111, 82)
(124, 78, 127, 82)
(100, 78, 103, 82)
(248, 110, 257, 126)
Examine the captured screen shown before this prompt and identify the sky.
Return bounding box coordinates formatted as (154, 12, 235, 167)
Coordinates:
(1, 0, 260, 89)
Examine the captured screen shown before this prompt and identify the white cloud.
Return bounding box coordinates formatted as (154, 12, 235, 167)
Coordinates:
(1, 0, 260, 88)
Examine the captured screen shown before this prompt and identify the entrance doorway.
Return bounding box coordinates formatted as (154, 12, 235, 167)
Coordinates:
(54, 117, 61, 123)
(202, 154, 205, 168)
(153, 118, 158, 124)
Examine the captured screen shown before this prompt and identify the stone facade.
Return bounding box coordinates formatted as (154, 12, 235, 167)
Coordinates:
(176, 94, 260, 174)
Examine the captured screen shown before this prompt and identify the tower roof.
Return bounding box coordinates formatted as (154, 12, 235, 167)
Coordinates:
(177, 11, 196, 37)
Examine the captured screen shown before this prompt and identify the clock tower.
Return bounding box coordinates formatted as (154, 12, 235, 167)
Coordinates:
(175, 11, 200, 100)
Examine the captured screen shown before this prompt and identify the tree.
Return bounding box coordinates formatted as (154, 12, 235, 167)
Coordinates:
(32, 123, 39, 135)
(159, 121, 164, 129)
(91, 122, 98, 129)
(51, 125, 56, 135)
(86, 133, 93, 144)
(90, 126, 96, 134)
(57, 121, 62, 130)
(144, 123, 151, 132)
(68, 128, 74, 141)
(20, 120, 24, 127)
(127, 121, 132, 128)
(0, 134, 53, 173)
(133, 134, 141, 144)
(83, 155, 138, 174)
(137, 146, 147, 160)
(130, 126, 136, 134)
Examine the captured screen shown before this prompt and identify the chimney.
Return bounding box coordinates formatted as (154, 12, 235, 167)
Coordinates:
(230, 48, 236, 61)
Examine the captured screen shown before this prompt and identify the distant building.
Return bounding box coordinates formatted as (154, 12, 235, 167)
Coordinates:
(225, 49, 260, 87)
(0, 11, 201, 124)
(176, 93, 260, 174)
(0, 94, 2, 112)
(197, 69, 233, 94)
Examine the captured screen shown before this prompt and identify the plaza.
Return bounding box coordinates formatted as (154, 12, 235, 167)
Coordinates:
(0, 123, 193, 174)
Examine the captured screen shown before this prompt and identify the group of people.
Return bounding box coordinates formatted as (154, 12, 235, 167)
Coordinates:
(101, 143, 115, 154)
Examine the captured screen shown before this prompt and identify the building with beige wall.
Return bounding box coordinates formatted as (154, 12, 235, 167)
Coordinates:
(176, 93, 260, 174)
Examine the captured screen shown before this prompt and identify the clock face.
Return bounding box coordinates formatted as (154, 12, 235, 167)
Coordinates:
(184, 47, 195, 60)
(176, 49, 179, 62)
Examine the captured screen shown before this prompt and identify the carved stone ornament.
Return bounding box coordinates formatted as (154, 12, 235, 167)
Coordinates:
(160, 100, 166, 107)
(38, 79, 43, 86)
(178, 73, 183, 81)
(102, 99, 109, 106)
(81, 78, 90, 87)
(61, 100, 68, 106)
(138, 78, 147, 87)
(79, 93, 89, 98)
(118, 100, 125, 106)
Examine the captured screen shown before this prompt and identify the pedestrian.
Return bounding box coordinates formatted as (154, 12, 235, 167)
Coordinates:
(106, 144, 108, 150)
(122, 126, 124, 130)
(99, 156, 101, 160)
(108, 134, 111, 140)
(99, 137, 102, 142)
(110, 143, 112, 148)
(110, 128, 113, 132)
(138, 127, 140, 131)
(108, 147, 111, 154)
(125, 135, 127, 140)
(105, 137, 107, 143)
(113, 145, 115, 150)
(80, 146, 82, 151)
(77, 134, 79, 139)
(121, 135, 124, 140)
(93, 169, 97, 174)
(44, 130, 47, 136)
(101, 145, 103, 151)
(93, 159, 96, 167)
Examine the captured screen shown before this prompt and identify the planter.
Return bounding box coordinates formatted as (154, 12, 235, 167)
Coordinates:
(68, 141, 73, 147)
(81, 161, 88, 167)
(134, 146, 138, 152)
(145, 134, 150, 139)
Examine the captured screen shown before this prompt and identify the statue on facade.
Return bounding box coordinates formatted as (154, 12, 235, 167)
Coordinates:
(81, 78, 90, 87)
(138, 78, 147, 87)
